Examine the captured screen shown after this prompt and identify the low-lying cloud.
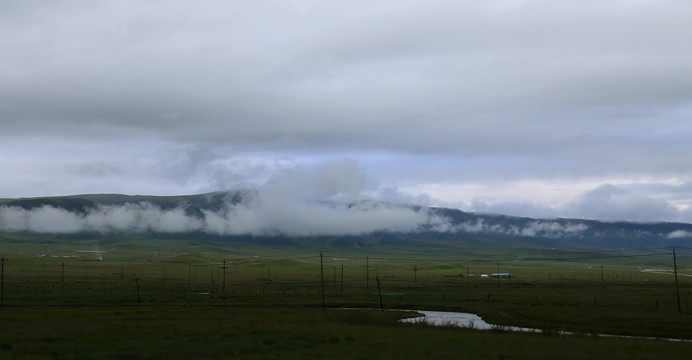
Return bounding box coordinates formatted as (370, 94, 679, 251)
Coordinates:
(465, 183, 692, 224)
(0, 160, 452, 236)
(0, 201, 592, 238)
(0, 201, 445, 236)
(0, 203, 200, 234)
(563, 184, 680, 223)
(667, 230, 692, 239)
(454, 219, 588, 238)
(0, 159, 688, 238)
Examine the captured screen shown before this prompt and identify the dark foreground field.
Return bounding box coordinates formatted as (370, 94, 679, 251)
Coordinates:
(1, 306, 691, 360)
(0, 236, 690, 359)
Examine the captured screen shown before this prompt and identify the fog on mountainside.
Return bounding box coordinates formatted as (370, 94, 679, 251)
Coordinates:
(1, 191, 691, 250)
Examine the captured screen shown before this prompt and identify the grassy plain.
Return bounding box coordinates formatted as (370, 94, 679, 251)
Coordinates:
(1, 234, 691, 359)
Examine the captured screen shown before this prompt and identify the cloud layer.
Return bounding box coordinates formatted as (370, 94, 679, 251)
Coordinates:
(467, 182, 692, 223)
(0, 160, 448, 236)
(0, 201, 441, 236)
(1, 1, 692, 224)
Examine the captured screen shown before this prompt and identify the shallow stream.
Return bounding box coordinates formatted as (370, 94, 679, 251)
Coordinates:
(398, 310, 533, 331)
(398, 310, 691, 342)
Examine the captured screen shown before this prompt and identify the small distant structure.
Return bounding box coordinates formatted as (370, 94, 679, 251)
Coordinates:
(490, 273, 513, 279)
(76, 250, 107, 261)
(444, 273, 465, 278)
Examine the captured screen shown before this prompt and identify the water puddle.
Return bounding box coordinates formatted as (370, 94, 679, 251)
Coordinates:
(399, 310, 533, 332)
(398, 310, 691, 342)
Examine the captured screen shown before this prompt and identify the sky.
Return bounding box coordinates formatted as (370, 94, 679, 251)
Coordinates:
(2, 0, 692, 224)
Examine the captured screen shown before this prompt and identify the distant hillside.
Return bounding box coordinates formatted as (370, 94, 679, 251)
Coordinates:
(429, 207, 692, 250)
(1, 191, 691, 250)
(0, 191, 252, 214)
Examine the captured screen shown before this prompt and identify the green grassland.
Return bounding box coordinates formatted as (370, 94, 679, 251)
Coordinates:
(1, 234, 691, 359)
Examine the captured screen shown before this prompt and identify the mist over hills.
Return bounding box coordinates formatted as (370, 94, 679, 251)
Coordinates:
(1, 191, 691, 250)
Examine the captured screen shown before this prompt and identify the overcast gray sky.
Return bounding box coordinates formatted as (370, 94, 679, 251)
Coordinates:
(2, 0, 692, 223)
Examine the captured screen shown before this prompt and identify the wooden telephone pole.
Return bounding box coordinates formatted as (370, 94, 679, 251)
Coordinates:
(320, 251, 325, 310)
(221, 259, 228, 295)
(1, 256, 5, 309)
(673, 248, 681, 313)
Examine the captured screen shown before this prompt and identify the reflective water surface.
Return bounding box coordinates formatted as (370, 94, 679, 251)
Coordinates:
(399, 310, 533, 331)
(398, 310, 691, 342)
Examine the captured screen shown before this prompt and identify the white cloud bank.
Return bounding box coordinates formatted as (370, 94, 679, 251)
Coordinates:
(0, 159, 588, 237)
(0, 160, 451, 236)
(0, 203, 200, 234)
(0, 202, 592, 238)
(1, 159, 690, 237)
(667, 230, 692, 239)
(0, 201, 441, 236)
(457, 183, 692, 224)
(453, 219, 588, 239)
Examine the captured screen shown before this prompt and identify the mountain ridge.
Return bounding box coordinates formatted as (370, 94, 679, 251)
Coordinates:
(1, 191, 691, 250)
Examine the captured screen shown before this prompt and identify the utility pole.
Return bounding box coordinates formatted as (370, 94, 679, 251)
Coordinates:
(366, 256, 370, 296)
(376, 275, 384, 312)
(221, 259, 228, 295)
(673, 248, 681, 313)
(135, 278, 141, 307)
(414, 265, 418, 288)
(1, 256, 5, 309)
(340, 264, 344, 293)
(320, 251, 325, 310)
(188, 261, 192, 290)
(497, 262, 500, 287)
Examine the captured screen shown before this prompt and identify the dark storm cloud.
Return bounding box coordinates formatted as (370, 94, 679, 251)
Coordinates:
(3, 1, 691, 151)
(1, 1, 692, 222)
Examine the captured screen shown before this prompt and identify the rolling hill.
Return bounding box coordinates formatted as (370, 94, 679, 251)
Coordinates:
(1, 191, 691, 250)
